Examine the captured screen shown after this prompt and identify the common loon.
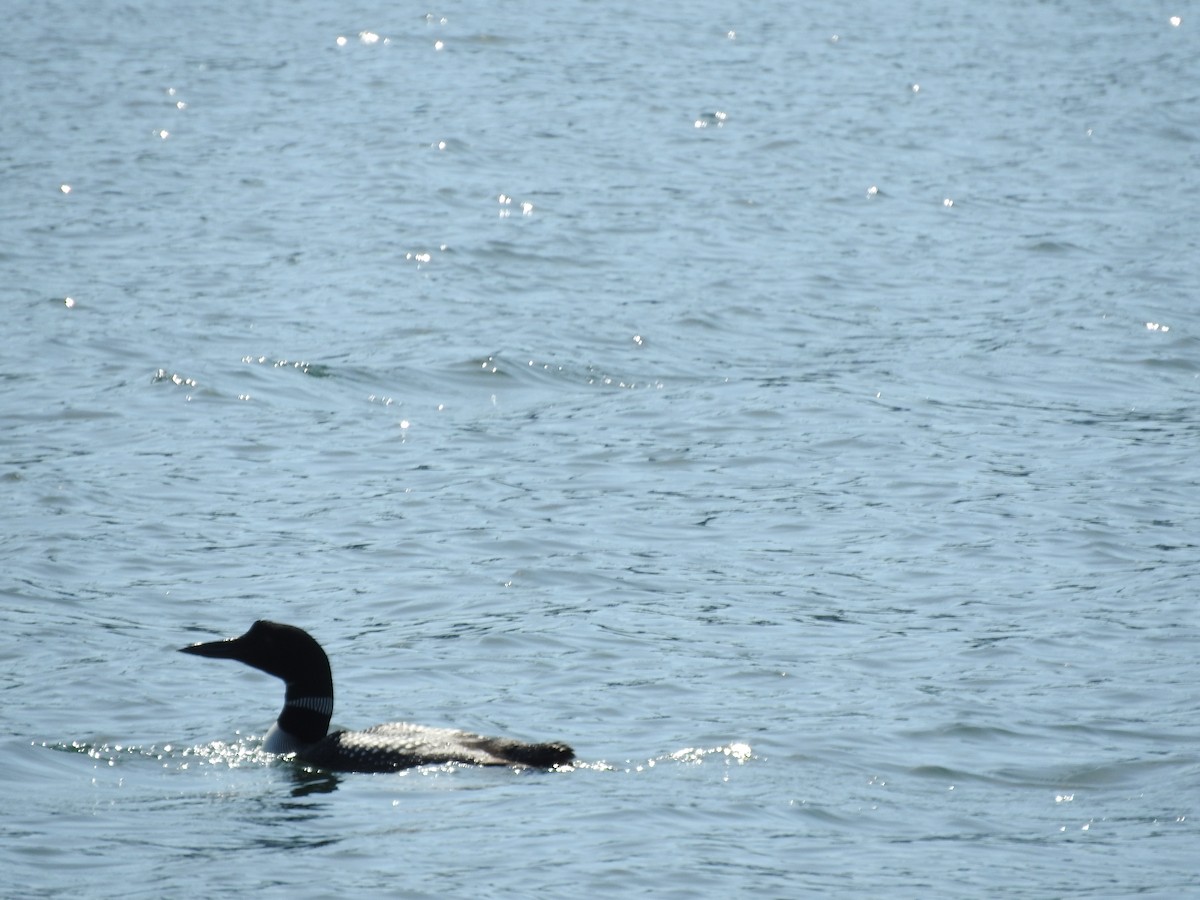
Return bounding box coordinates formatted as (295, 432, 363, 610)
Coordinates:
(179, 620, 574, 773)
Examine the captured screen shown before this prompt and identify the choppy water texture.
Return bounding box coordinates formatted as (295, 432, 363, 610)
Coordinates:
(3, 1, 1198, 896)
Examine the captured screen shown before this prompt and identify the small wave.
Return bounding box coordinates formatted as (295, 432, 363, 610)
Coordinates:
(474, 353, 665, 392)
(151, 368, 200, 390)
(43, 737, 276, 770)
(240, 356, 333, 378)
(580, 741, 755, 774)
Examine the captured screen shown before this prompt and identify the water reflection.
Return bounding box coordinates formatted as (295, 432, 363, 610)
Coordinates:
(287, 765, 341, 797)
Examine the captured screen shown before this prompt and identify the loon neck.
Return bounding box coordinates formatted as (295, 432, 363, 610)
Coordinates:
(274, 695, 334, 746)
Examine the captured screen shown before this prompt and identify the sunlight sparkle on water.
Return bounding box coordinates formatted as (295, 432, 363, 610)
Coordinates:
(153, 368, 197, 388)
(497, 194, 533, 217)
(333, 33, 390, 47)
(668, 742, 753, 764)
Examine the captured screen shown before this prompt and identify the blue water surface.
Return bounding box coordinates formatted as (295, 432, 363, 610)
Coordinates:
(2, 1, 1198, 896)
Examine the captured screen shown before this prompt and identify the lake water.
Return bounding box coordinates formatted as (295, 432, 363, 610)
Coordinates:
(2, 1, 1198, 896)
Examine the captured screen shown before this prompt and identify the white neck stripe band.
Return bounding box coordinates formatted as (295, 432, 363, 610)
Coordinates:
(286, 697, 334, 716)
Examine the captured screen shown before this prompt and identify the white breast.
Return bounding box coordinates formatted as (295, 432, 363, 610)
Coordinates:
(264, 721, 307, 754)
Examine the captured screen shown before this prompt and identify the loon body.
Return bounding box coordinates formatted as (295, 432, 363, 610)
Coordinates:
(180, 620, 574, 773)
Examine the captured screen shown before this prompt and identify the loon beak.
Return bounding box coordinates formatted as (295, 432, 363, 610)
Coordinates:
(179, 635, 245, 659)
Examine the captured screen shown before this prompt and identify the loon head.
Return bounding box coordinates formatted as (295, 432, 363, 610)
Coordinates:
(180, 620, 334, 749)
